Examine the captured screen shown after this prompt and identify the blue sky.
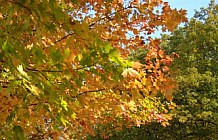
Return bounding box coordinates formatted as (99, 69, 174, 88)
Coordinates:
(164, 0, 217, 19)
(150, 0, 218, 37)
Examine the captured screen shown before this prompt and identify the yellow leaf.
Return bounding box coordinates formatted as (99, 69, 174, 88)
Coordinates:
(26, 43, 33, 50)
(71, 112, 77, 120)
(17, 65, 29, 79)
(127, 100, 137, 112)
(26, 85, 40, 96)
(141, 77, 147, 85)
(140, 88, 149, 96)
(132, 61, 143, 70)
(132, 88, 141, 100)
(122, 68, 141, 78)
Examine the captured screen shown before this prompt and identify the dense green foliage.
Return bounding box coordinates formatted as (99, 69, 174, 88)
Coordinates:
(164, 1, 218, 139)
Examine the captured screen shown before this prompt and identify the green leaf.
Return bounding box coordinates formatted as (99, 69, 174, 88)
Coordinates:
(13, 125, 26, 140)
(64, 48, 70, 58)
(106, 0, 113, 2)
(49, 0, 55, 5)
(71, 0, 78, 4)
(6, 106, 18, 123)
(109, 48, 119, 57)
(103, 44, 113, 53)
(50, 48, 63, 63)
(2, 40, 8, 51)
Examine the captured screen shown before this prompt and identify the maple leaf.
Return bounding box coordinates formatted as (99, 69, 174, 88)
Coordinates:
(122, 68, 141, 78)
(17, 65, 29, 79)
(132, 61, 143, 70)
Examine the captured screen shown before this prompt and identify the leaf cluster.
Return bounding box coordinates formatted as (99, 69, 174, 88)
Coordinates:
(0, 0, 187, 139)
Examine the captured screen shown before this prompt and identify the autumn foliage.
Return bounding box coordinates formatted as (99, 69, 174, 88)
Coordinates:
(0, 0, 187, 139)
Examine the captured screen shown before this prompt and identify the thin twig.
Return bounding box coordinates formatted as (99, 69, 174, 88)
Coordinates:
(26, 68, 63, 73)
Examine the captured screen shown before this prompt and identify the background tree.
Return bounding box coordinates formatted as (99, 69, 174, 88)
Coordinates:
(0, 0, 186, 139)
(163, 1, 218, 139)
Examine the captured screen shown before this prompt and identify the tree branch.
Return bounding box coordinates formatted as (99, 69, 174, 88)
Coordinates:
(9, 0, 32, 14)
(53, 5, 132, 45)
(26, 68, 63, 73)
